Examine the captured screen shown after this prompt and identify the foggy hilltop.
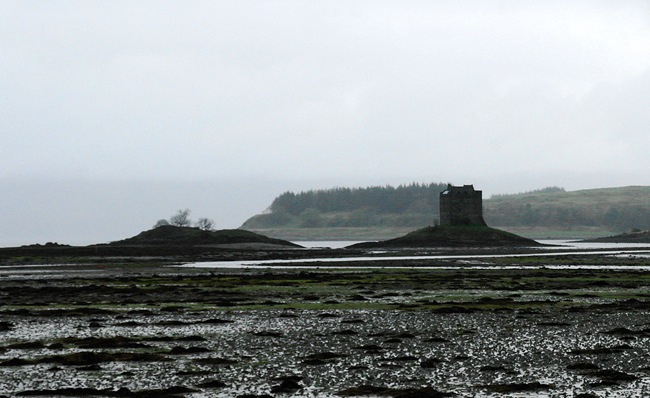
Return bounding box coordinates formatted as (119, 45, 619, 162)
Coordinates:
(0, 178, 278, 247)
(242, 184, 650, 239)
(3, 177, 649, 247)
(3, 3, 650, 397)
(3, 3, 650, 246)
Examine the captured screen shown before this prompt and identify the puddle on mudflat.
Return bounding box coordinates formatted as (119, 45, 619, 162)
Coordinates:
(3, 310, 650, 397)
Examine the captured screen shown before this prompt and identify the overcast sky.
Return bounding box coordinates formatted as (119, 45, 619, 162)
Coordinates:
(2, 1, 650, 245)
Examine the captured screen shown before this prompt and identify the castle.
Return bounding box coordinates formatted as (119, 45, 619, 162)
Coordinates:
(439, 184, 487, 226)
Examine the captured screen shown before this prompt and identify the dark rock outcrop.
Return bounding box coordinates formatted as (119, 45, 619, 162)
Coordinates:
(349, 225, 540, 248)
(109, 225, 301, 248)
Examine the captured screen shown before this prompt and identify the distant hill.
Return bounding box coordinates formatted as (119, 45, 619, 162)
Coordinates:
(241, 185, 650, 239)
(581, 229, 650, 244)
(242, 182, 448, 229)
(484, 186, 650, 232)
(109, 225, 301, 248)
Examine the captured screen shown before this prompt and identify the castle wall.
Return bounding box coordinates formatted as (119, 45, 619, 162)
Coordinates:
(439, 185, 486, 226)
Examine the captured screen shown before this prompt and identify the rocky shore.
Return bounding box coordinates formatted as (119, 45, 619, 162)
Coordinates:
(2, 255, 650, 397)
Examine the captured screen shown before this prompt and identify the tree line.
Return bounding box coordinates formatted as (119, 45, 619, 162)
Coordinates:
(242, 184, 650, 232)
(269, 183, 449, 215)
(243, 183, 448, 228)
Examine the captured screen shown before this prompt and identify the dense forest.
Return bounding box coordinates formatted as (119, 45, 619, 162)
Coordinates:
(242, 183, 448, 228)
(241, 184, 650, 233)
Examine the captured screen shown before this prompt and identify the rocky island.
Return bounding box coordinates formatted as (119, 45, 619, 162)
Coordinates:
(108, 225, 302, 249)
(349, 224, 541, 248)
(351, 185, 541, 249)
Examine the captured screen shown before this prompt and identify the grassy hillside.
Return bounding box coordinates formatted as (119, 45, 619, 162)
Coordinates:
(242, 185, 650, 240)
(485, 186, 650, 231)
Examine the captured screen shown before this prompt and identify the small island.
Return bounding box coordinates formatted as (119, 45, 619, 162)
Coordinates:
(108, 225, 302, 249)
(350, 224, 540, 248)
(351, 184, 541, 248)
(0, 224, 303, 266)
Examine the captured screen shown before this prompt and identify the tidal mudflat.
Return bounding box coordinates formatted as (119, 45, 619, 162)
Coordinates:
(2, 256, 650, 397)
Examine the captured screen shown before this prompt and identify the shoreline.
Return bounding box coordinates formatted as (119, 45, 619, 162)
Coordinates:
(3, 258, 650, 396)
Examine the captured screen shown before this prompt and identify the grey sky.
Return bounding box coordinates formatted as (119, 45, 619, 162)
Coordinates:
(2, 1, 650, 245)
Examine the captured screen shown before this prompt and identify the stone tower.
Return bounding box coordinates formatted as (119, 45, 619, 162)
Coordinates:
(439, 184, 487, 226)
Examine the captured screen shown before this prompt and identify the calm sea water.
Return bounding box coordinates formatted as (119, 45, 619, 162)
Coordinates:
(180, 239, 650, 269)
(296, 239, 650, 250)
(293, 241, 365, 249)
(536, 239, 650, 250)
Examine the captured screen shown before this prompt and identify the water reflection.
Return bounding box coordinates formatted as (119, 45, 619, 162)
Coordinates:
(293, 241, 364, 249)
(297, 239, 650, 250)
(537, 239, 650, 250)
(183, 240, 650, 269)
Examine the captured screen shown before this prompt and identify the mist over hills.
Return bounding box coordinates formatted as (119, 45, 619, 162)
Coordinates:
(242, 185, 650, 239)
(243, 183, 447, 229)
(485, 186, 650, 231)
(4, 178, 649, 246)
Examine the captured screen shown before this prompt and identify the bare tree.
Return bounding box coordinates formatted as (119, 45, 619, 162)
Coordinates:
(169, 209, 192, 227)
(195, 217, 215, 231)
(153, 219, 170, 228)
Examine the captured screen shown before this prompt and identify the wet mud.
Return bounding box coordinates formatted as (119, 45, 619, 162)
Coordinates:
(2, 261, 650, 397)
